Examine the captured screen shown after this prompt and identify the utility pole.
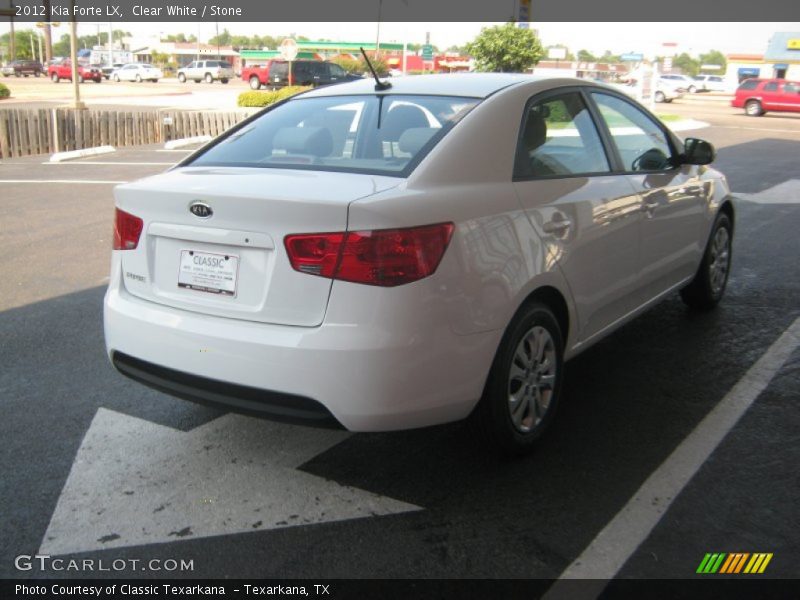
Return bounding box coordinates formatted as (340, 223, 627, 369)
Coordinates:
(375, 0, 382, 57)
(69, 0, 85, 109)
(43, 0, 52, 62)
(9, 2, 16, 61)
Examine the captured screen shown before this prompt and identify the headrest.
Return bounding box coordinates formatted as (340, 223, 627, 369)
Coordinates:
(398, 127, 437, 155)
(523, 115, 547, 152)
(381, 105, 430, 140)
(272, 127, 333, 157)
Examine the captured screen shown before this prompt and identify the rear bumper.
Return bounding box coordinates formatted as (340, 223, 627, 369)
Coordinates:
(104, 267, 500, 432)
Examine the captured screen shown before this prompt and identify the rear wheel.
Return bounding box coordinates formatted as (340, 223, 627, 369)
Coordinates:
(113, 74, 120, 82)
(680, 212, 733, 310)
(221, 78, 229, 84)
(745, 99, 763, 116)
(249, 76, 261, 90)
(77, 74, 84, 83)
(135, 74, 142, 83)
(470, 302, 564, 455)
(51, 73, 59, 83)
(205, 73, 213, 84)
(654, 91, 666, 103)
(688, 84, 697, 94)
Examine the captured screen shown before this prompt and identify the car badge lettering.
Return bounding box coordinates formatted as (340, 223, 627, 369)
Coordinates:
(189, 202, 213, 219)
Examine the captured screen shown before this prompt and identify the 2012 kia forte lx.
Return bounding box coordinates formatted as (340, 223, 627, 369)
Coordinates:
(104, 74, 733, 454)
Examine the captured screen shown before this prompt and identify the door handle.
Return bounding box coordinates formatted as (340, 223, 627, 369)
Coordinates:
(643, 200, 659, 212)
(542, 219, 572, 234)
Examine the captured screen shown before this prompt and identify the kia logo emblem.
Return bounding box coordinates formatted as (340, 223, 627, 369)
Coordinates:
(189, 202, 213, 218)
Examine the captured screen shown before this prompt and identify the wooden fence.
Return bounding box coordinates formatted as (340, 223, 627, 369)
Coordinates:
(0, 108, 253, 159)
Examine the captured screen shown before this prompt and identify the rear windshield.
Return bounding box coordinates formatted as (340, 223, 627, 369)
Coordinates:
(189, 94, 480, 177)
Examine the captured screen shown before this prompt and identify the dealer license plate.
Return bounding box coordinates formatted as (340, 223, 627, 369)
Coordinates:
(178, 250, 239, 297)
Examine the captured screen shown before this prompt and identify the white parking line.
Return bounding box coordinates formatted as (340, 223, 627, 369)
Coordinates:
(545, 317, 800, 596)
(0, 179, 128, 184)
(42, 161, 174, 166)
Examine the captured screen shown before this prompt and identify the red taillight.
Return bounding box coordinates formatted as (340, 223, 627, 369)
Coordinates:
(285, 223, 454, 287)
(113, 208, 143, 251)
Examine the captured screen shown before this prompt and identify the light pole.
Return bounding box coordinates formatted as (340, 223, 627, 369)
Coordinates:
(69, 0, 85, 109)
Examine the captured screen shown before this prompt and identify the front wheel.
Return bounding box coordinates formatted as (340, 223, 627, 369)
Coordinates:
(51, 73, 59, 83)
(220, 78, 229, 84)
(135, 74, 142, 83)
(249, 76, 261, 90)
(654, 91, 666, 103)
(77, 74, 84, 83)
(688, 85, 697, 94)
(745, 100, 763, 117)
(114, 74, 120, 82)
(469, 302, 564, 455)
(178, 73, 186, 83)
(680, 212, 733, 310)
(205, 73, 213, 84)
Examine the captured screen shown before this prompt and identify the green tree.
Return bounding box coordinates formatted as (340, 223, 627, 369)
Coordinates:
(698, 49, 726, 73)
(150, 50, 169, 67)
(672, 52, 700, 76)
(465, 22, 544, 73)
(577, 49, 597, 62)
(1, 29, 44, 60)
(599, 50, 621, 63)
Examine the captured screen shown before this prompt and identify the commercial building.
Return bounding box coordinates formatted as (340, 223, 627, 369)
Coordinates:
(763, 32, 800, 80)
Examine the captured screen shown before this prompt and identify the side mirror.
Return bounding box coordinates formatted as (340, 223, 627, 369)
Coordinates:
(683, 138, 715, 165)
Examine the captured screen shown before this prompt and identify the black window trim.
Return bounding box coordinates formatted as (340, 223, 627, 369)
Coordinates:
(512, 85, 617, 183)
(585, 87, 684, 175)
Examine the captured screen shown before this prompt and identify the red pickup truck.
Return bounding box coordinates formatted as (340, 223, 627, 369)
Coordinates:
(48, 61, 103, 84)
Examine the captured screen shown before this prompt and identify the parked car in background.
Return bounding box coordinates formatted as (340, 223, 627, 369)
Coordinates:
(660, 74, 698, 93)
(48, 60, 102, 83)
(102, 63, 125, 79)
(693, 75, 730, 93)
(732, 78, 800, 116)
(2, 59, 45, 77)
(242, 59, 361, 90)
(104, 74, 733, 454)
(177, 60, 234, 84)
(654, 77, 685, 103)
(112, 63, 163, 83)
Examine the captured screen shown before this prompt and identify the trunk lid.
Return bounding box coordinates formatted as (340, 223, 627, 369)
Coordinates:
(114, 166, 400, 327)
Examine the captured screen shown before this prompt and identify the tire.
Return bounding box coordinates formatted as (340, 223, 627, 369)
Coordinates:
(114, 74, 120, 82)
(35, 71, 41, 77)
(51, 73, 59, 83)
(745, 100, 763, 117)
(654, 91, 666, 103)
(680, 212, 733, 310)
(77, 74, 84, 83)
(178, 72, 186, 83)
(221, 78, 229, 84)
(688, 85, 697, 94)
(135, 74, 142, 83)
(249, 76, 261, 90)
(205, 73, 213, 84)
(469, 302, 565, 455)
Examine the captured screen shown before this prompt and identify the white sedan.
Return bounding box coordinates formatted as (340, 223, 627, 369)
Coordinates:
(112, 63, 162, 83)
(104, 74, 733, 454)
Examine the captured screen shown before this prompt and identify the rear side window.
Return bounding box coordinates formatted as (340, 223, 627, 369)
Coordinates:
(783, 83, 799, 93)
(763, 82, 779, 92)
(738, 80, 759, 91)
(189, 94, 480, 177)
(591, 92, 675, 172)
(514, 92, 610, 178)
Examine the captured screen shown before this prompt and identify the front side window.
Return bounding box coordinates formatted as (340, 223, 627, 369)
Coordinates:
(329, 64, 346, 78)
(783, 82, 799, 94)
(189, 94, 480, 177)
(591, 93, 675, 172)
(514, 91, 610, 178)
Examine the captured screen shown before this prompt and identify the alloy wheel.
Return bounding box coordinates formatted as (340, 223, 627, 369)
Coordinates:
(507, 326, 557, 433)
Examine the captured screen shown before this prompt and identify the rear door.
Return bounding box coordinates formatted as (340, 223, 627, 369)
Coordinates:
(760, 81, 781, 110)
(588, 91, 707, 305)
(512, 88, 643, 342)
(777, 81, 800, 112)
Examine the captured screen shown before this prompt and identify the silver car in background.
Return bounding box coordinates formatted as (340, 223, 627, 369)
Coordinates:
(177, 60, 234, 84)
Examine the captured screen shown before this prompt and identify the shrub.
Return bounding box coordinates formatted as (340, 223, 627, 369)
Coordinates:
(0, 83, 10, 99)
(237, 86, 311, 107)
(330, 55, 389, 77)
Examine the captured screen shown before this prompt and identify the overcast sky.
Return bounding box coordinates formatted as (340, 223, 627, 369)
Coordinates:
(77, 22, 798, 57)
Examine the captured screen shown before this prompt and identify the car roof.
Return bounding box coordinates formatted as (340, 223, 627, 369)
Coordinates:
(301, 73, 546, 99)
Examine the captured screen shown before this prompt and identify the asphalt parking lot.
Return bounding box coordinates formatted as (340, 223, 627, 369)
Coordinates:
(1, 100, 798, 589)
